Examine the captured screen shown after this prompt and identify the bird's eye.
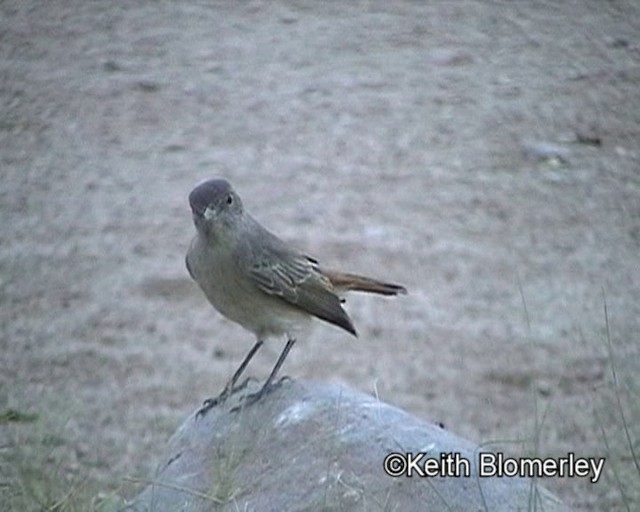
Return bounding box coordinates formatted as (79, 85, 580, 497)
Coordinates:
(226, 195, 233, 205)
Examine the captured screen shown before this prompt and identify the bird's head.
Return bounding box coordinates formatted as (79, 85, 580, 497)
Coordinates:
(189, 178, 244, 236)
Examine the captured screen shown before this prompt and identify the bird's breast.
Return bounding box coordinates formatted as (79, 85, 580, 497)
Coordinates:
(187, 235, 310, 339)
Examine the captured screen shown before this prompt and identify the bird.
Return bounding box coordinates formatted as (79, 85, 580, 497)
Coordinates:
(185, 178, 406, 412)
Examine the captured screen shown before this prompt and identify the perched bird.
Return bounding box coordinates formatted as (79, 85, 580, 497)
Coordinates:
(186, 178, 406, 411)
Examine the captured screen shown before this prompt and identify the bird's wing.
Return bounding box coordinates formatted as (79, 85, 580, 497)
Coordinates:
(248, 250, 356, 336)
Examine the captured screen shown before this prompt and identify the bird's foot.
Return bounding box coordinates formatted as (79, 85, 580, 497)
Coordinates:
(196, 377, 255, 419)
(230, 376, 291, 413)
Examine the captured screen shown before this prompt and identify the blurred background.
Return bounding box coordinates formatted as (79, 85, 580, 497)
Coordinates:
(1, 1, 639, 510)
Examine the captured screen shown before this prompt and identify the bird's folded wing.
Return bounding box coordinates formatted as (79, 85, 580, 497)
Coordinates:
(248, 253, 356, 335)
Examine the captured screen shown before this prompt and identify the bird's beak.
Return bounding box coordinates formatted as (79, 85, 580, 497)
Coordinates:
(191, 205, 217, 225)
(203, 206, 216, 221)
(189, 198, 208, 218)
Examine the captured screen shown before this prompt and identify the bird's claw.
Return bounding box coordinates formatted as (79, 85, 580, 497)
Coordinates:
(196, 377, 256, 419)
(230, 376, 290, 413)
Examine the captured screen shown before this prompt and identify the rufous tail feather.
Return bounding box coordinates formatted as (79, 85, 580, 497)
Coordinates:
(324, 270, 407, 296)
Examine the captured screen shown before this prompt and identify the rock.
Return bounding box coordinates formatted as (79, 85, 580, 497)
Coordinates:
(127, 380, 568, 512)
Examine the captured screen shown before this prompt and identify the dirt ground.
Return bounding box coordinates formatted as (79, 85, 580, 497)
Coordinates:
(1, 1, 639, 510)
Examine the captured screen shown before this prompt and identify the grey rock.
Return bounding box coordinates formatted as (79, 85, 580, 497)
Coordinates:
(127, 380, 568, 512)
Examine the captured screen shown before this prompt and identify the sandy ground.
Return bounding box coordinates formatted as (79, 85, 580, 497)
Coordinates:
(1, 1, 639, 510)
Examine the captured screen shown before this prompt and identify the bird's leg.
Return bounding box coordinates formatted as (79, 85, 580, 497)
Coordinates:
(196, 339, 264, 418)
(260, 337, 296, 395)
(232, 337, 296, 411)
(222, 339, 264, 397)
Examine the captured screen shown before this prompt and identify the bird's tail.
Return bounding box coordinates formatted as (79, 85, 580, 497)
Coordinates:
(323, 270, 407, 296)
